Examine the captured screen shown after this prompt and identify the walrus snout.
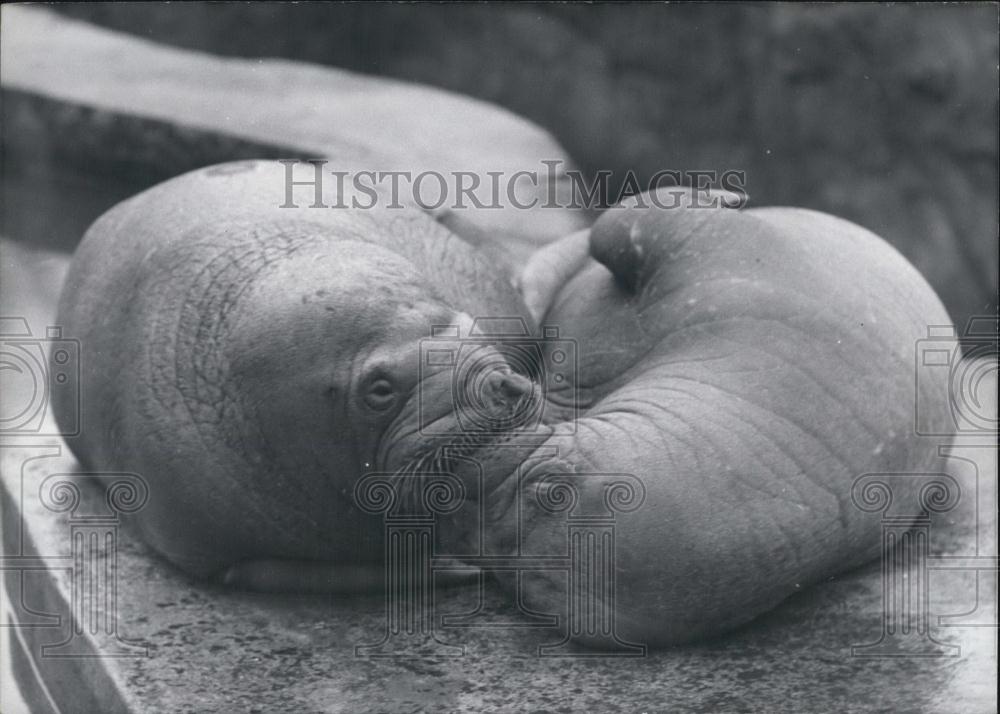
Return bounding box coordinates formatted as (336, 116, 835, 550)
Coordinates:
(481, 370, 533, 407)
(457, 360, 542, 433)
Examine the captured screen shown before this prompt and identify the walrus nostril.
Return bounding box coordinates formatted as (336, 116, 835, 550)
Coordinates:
(490, 371, 533, 402)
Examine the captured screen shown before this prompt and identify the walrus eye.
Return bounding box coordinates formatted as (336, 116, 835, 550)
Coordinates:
(363, 377, 398, 411)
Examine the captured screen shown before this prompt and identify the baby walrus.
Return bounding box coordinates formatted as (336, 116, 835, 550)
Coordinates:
(53, 160, 545, 580)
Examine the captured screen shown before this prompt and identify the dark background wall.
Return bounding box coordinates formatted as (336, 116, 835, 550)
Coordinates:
(51, 2, 999, 328)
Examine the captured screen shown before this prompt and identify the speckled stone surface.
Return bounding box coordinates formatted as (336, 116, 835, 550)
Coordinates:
(1, 434, 996, 713)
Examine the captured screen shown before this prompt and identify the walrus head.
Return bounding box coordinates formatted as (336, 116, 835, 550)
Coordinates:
(54, 158, 554, 576)
(219, 234, 550, 509)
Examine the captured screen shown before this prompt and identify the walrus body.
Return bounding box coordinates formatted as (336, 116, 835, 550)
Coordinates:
(54, 160, 539, 577)
(510, 197, 955, 644)
(55, 162, 954, 645)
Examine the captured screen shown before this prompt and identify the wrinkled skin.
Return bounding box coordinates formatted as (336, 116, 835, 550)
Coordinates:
(56, 166, 953, 646)
(503, 189, 954, 645)
(54, 160, 536, 577)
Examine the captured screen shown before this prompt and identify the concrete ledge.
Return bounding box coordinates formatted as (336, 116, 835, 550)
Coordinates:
(2, 433, 996, 712)
(1, 6, 587, 262)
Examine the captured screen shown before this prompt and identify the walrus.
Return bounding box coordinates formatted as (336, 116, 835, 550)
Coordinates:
(52, 159, 545, 579)
(53, 161, 954, 646)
